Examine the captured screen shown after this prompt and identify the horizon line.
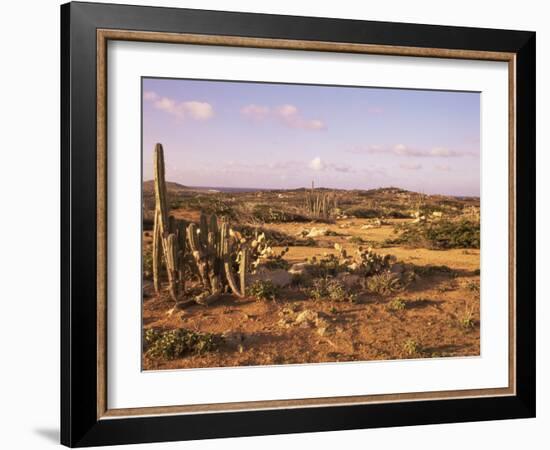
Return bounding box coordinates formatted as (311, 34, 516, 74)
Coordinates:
(143, 180, 480, 198)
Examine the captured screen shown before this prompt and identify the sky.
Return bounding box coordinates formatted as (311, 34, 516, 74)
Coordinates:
(142, 77, 480, 196)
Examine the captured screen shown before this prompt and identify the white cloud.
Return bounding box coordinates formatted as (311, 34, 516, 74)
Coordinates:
(275, 104, 326, 130)
(144, 91, 214, 120)
(309, 157, 353, 173)
(241, 103, 326, 131)
(309, 157, 325, 171)
(275, 104, 298, 117)
(183, 101, 214, 120)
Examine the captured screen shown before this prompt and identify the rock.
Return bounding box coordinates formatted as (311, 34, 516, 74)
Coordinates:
(336, 272, 361, 288)
(288, 262, 310, 276)
(250, 268, 292, 287)
(316, 318, 333, 336)
(295, 309, 319, 326)
(317, 326, 328, 336)
(431, 211, 443, 218)
(307, 227, 328, 238)
(278, 307, 294, 317)
(277, 318, 293, 328)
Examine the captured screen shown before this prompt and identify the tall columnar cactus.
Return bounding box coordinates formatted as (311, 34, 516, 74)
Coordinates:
(239, 247, 248, 297)
(304, 190, 336, 220)
(152, 210, 162, 293)
(151, 143, 188, 302)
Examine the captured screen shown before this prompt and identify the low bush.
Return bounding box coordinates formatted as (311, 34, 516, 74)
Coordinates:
(403, 339, 422, 356)
(387, 219, 480, 249)
(348, 236, 366, 245)
(413, 264, 455, 276)
(466, 280, 480, 293)
(262, 258, 291, 270)
(247, 280, 280, 301)
(345, 207, 381, 218)
(458, 303, 476, 329)
(387, 297, 407, 311)
(252, 204, 309, 223)
(364, 272, 402, 295)
(144, 328, 222, 360)
(308, 278, 357, 303)
(307, 254, 344, 278)
(142, 247, 154, 279)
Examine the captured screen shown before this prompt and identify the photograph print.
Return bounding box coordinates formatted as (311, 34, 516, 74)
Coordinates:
(141, 77, 481, 371)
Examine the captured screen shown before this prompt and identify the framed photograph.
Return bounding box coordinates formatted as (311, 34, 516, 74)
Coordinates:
(61, 1, 536, 447)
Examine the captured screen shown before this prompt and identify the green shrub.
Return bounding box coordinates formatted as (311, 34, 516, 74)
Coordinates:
(348, 236, 365, 245)
(383, 210, 410, 219)
(458, 304, 476, 329)
(295, 237, 317, 247)
(413, 264, 455, 276)
(309, 278, 357, 303)
(252, 205, 308, 223)
(247, 280, 280, 301)
(403, 339, 421, 356)
(387, 298, 407, 311)
(466, 280, 480, 293)
(425, 219, 480, 249)
(144, 328, 222, 360)
(387, 219, 480, 249)
(346, 207, 381, 218)
(262, 258, 290, 271)
(142, 247, 154, 279)
(364, 272, 402, 295)
(179, 195, 237, 219)
(307, 254, 345, 278)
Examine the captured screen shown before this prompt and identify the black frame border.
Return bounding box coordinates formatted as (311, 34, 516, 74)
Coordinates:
(61, 2, 535, 447)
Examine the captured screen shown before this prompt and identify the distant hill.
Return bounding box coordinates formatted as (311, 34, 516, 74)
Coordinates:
(143, 180, 202, 194)
(142, 180, 479, 201)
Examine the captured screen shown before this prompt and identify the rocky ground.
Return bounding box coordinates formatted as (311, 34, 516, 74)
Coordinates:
(142, 216, 480, 370)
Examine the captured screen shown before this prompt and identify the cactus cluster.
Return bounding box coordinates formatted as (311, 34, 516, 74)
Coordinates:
(304, 191, 337, 220)
(248, 231, 289, 271)
(151, 143, 251, 304)
(333, 243, 394, 276)
(186, 213, 250, 303)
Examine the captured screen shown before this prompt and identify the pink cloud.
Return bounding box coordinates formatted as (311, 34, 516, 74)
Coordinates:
(348, 144, 476, 158)
(144, 91, 214, 120)
(241, 103, 326, 131)
(240, 104, 270, 120)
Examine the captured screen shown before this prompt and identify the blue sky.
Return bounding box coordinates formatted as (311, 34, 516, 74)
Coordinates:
(142, 77, 480, 196)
